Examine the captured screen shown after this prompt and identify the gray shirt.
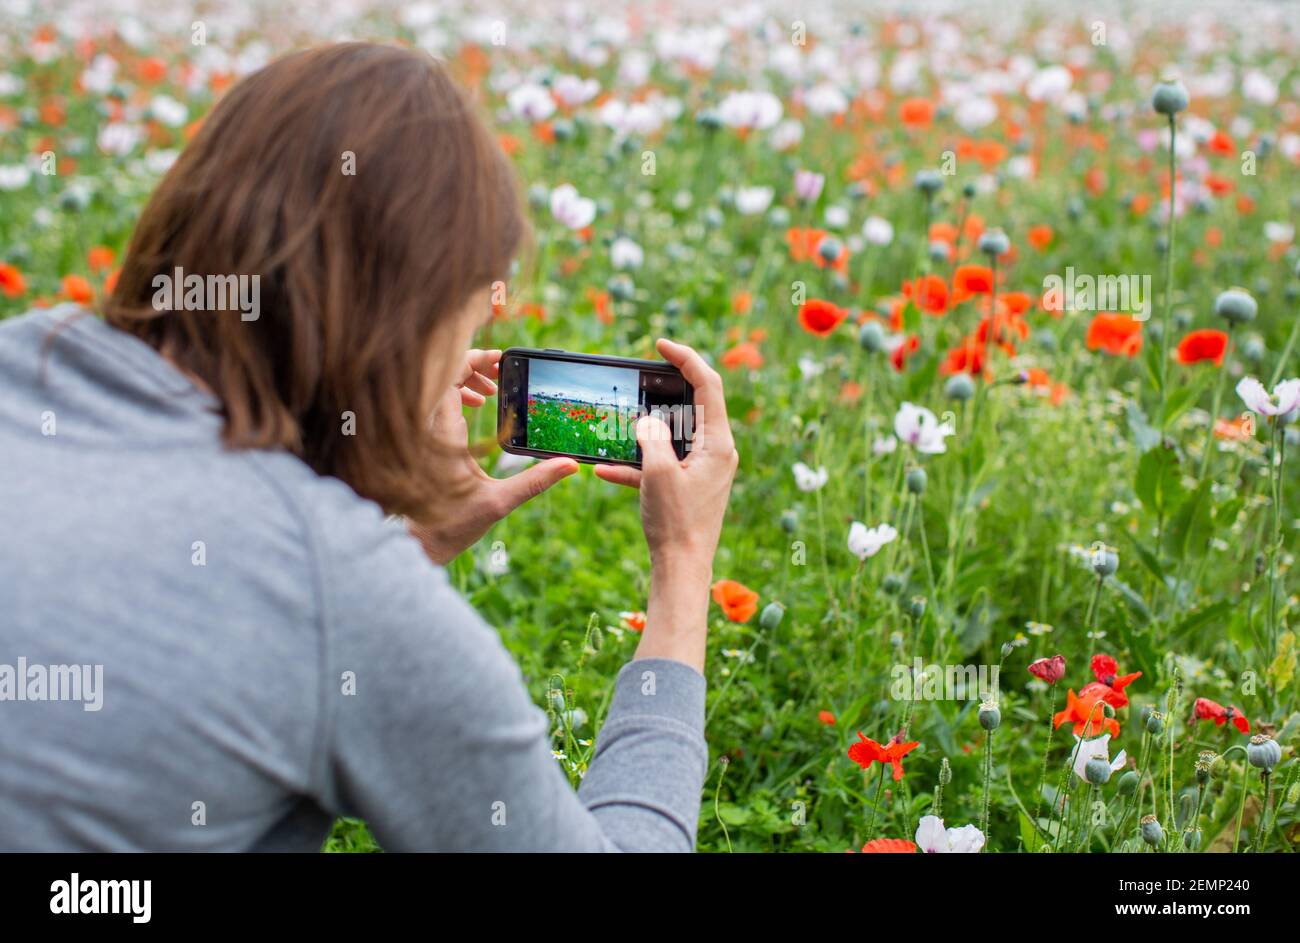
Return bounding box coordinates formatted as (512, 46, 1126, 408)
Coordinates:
(0, 306, 708, 851)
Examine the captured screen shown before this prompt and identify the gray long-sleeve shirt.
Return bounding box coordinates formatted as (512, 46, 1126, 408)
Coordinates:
(0, 306, 708, 851)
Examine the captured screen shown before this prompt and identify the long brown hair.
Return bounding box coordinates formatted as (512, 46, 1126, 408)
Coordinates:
(103, 42, 523, 518)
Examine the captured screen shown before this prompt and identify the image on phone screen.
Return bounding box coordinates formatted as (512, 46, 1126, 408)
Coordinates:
(525, 359, 642, 462)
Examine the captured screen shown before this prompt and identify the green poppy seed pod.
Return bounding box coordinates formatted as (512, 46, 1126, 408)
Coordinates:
(1102, 702, 1116, 719)
(1091, 546, 1119, 578)
(908, 595, 927, 619)
(1117, 769, 1139, 796)
(551, 118, 575, 141)
(977, 229, 1010, 257)
(608, 274, 635, 301)
(1183, 829, 1201, 851)
(1254, 277, 1271, 298)
(767, 206, 791, 229)
(1173, 308, 1192, 331)
(858, 319, 886, 352)
(978, 700, 1001, 731)
(928, 240, 949, 262)
(1151, 78, 1189, 116)
(962, 182, 976, 199)
(939, 757, 952, 785)
(1140, 815, 1164, 847)
(1243, 334, 1266, 363)
(1247, 734, 1281, 771)
(1214, 288, 1258, 325)
(759, 602, 786, 631)
(882, 574, 903, 595)
(528, 183, 551, 210)
(1139, 704, 1154, 724)
(1196, 751, 1216, 784)
(1085, 757, 1113, 785)
(696, 109, 722, 130)
(779, 509, 799, 534)
(1066, 197, 1083, 221)
(945, 373, 975, 401)
(906, 467, 927, 495)
(1146, 711, 1165, 736)
(913, 169, 943, 195)
(817, 236, 843, 264)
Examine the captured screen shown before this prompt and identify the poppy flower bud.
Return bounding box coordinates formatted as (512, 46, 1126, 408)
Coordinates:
(906, 467, 927, 495)
(928, 241, 949, 263)
(1214, 288, 1258, 325)
(978, 698, 1001, 731)
(939, 757, 952, 785)
(908, 596, 927, 619)
(977, 229, 1009, 258)
(1146, 710, 1165, 736)
(1139, 704, 1153, 724)
(962, 182, 976, 199)
(1140, 815, 1164, 847)
(1085, 756, 1112, 785)
(945, 373, 975, 401)
(1001, 641, 1016, 660)
(1117, 769, 1139, 796)
(1247, 734, 1281, 771)
(759, 602, 785, 631)
(1195, 751, 1215, 785)
(1102, 701, 1116, 719)
(1028, 654, 1066, 685)
(859, 320, 886, 352)
(817, 236, 843, 264)
(882, 574, 903, 595)
(780, 509, 799, 534)
(1173, 309, 1192, 331)
(913, 169, 943, 196)
(1151, 78, 1189, 116)
(1090, 545, 1118, 577)
(551, 118, 575, 141)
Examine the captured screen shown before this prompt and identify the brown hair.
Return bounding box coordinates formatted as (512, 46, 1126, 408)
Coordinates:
(103, 42, 523, 519)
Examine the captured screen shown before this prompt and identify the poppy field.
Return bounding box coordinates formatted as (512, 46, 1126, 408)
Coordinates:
(525, 395, 639, 461)
(2, 1, 1300, 855)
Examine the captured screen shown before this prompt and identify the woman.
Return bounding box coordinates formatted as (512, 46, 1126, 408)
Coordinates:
(0, 43, 737, 851)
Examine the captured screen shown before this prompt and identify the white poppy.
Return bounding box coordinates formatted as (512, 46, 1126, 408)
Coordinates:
(1070, 733, 1127, 782)
(550, 183, 597, 230)
(915, 815, 985, 853)
(848, 522, 897, 560)
(792, 462, 828, 492)
(894, 402, 956, 454)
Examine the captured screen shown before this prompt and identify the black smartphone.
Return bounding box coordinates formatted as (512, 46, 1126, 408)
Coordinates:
(497, 347, 695, 468)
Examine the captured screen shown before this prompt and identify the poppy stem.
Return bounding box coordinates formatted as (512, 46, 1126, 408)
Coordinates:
(1224, 743, 1249, 853)
(1028, 685, 1058, 852)
(1083, 573, 1103, 634)
(1198, 322, 1233, 480)
(864, 763, 887, 842)
(1156, 113, 1178, 429)
(981, 728, 994, 840)
(1250, 771, 1272, 854)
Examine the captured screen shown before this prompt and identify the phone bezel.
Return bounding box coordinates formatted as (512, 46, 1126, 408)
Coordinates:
(496, 347, 695, 468)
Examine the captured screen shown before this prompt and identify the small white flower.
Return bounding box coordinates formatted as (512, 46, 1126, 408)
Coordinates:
(0, 164, 32, 191)
(609, 236, 643, 270)
(894, 402, 956, 454)
(97, 122, 142, 156)
(915, 815, 985, 853)
(862, 216, 894, 246)
(552, 74, 600, 107)
(794, 169, 824, 202)
(149, 95, 188, 128)
(805, 82, 848, 116)
(847, 521, 898, 560)
(1264, 221, 1295, 245)
(550, 183, 597, 230)
(792, 462, 828, 492)
(768, 118, 803, 151)
(507, 82, 556, 122)
(734, 186, 774, 215)
(717, 89, 783, 130)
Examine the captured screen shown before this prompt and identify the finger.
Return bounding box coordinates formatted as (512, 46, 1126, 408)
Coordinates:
(655, 338, 732, 451)
(466, 349, 502, 380)
(494, 457, 579, 513)
(636, 414, 679, 475)
(594, 464, 642, 489)
(462, 371, 498, 398)
(459, 387, 487, 408)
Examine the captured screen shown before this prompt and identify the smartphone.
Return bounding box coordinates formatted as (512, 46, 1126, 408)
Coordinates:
(497, 347, 695, 467)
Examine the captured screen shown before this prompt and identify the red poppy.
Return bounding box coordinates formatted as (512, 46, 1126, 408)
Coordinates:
(1028, 654, 1066, 685)
(0, 262, 26, 298)
(61, 274, 94, 305)
(1193, 697, 1249, 734)
(1077, 653, 1142, 709)
(1176, 329, 1228, 366)
(86, 246, 115, 272)
(890, 334, 920, 372)
(721, 341, 764, 370)
(1027, 224, 1054, 251)
(859, 838, 917, 853)
(848, 731, 920, 781)
(899, 98, 934, 127)
(940, 335, 986, 377)
(818, 710, 837, 726)
(711, 579, 759, 623)
(902, 274, 948, 315)
(1053, 689, 1120, 738)
(952, 265, 995, 303)
(798, 299, 848, 337)
(1086, 313, 1143, 357)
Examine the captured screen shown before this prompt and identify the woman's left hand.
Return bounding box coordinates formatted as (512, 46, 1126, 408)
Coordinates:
(409, 349, 578, 565)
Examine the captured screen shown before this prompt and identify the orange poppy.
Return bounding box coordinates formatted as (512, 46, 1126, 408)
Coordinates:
(902, 273, 948, 315)
(711, 579, 759, 623)
(732, 290, 753, 314)
(860, 838, 917, 853)
(798, 299, 847, 337)
(899, 98, 934, 127)
(1086, 313, 1142, 357)
(61, 274, 95, 305)
(1176, 329, 1228, 366)
(0, 262, 27, 298)
(1077, 654, 1142, 709)
(818, 710, 837, 726)
(87, 245, 115, 272)
(1026, 224, 1054, 251)
(1053, 689, 1120, 738)
(1213, 415, 1253, 441)
(848, 731, 920, 781)
(890, 334, 920, 372)
(952, 264, 994, 303)
(721, 341, 764, 371)
(785, 227, 828, 263)
(940, 335, 986, 377)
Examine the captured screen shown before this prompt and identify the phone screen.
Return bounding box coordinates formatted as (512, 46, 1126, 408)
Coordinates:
(500, 351, 693, 465)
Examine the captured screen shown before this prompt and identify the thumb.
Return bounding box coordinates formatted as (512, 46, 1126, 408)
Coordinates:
(497, 457, 579, 512)
(636, 413, 678, 474)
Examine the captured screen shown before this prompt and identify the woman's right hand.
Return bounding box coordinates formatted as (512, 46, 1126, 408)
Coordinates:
(595, 339, 738, 672)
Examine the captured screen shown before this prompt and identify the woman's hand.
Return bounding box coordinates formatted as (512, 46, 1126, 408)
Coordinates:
(410, 349, 578, 565)
(594, 339, 739, 672)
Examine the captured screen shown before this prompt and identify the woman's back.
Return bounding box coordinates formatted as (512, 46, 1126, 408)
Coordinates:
(0, 306, 710, 851)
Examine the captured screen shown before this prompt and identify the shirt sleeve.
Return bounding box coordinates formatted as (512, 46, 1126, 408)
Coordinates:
(305, 487, 708, 852)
